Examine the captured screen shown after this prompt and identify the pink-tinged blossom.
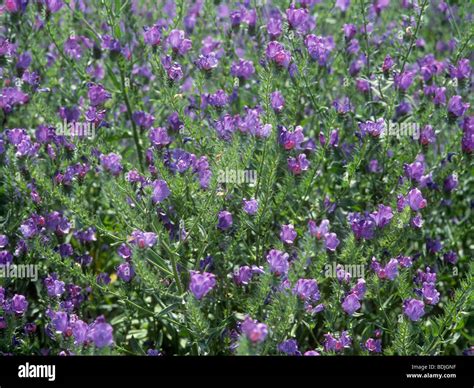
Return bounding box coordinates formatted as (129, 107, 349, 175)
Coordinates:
(371, 257, 399, 280)
(406, 188, 427, 211)
(240, 316, 268, 343)
(129, 230, 157, 249)
(324, 331, 352, 352)
(287, 153, 309, 174)
(266, 41, 291, 68)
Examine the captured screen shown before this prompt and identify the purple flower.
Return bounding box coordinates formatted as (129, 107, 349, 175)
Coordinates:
(129, 230, 157, 249)
(280, 224, 297, 244)
(44, 0, 63, 13)
(151, 179, 171, 204)
(443, 174, 458, 193)
(149, 126, 171, 147)
(448, 95, 470, 117)
(347, 212, 375, 240)
(382, 55, 394, 72)
(0, 250, 13, 265)
(117, 263, 135, 282)
(143, 25, 162, 46)
(266, 249, 289, 276)
(406, 188, 427, 211)
(242, 198, 258, 215)
(333, 96, 353, 114)
(394, 71, 415, 91)
(335, 0, 351, 12)
(217, 211, 233, 231)
(230, 58, 255, 80)
(371, 257, 399, 280)
(196, 53, 219, 71)
(100, 153, 123, 176)
(0, 235, 8, 249)
(286, 5, 310, 35)
(304, 350, 321, 356)
(324, 233, 340, 252)
(364, 338, 382, 353)
(133, 111, 155, 129)
(343, 24, 357, 40)
(72, 320, 89, 345)
(0, 87, 29, 113)
(279, 125, 304, 150)
(293, 279, 320, 302)
(44, 274, 65, 298)
(324, 331, 352, 352)
(52, 311, 69, 333)
(304, 35, 335, 66)
(266, 41, 291, 68)
(278, 339, 301, 355)
(422, 282, 440, 305)
(370, 204, 393, 228)
(403, 298, 425, 321)
(267, 17, 282, 39)
(11, 294, 28, 315)
(88, 84, 111, 107)
(358, 118, 385, 137)
(233, 265, 264, 286)
(167, 29, 192, 55)
(241, 316, 268, 343)
(443, 251, 458, 265)
(270, 91, 285, 113)
(419, 125, 436, 145)
(449, 58, 471, 80)
(287, 153, 309, 175)
(308, 219, 329, 239)
(352, 278, 367, 299)
(189, 270, 216, 300)
(342, 293, 361, 315)
(89, 322, 114, 348)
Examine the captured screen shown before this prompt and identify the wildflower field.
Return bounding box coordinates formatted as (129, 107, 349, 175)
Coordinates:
(0, 0, 473, 357)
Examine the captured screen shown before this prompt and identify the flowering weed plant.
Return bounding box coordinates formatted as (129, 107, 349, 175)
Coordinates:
(0, 0, 473, 356)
